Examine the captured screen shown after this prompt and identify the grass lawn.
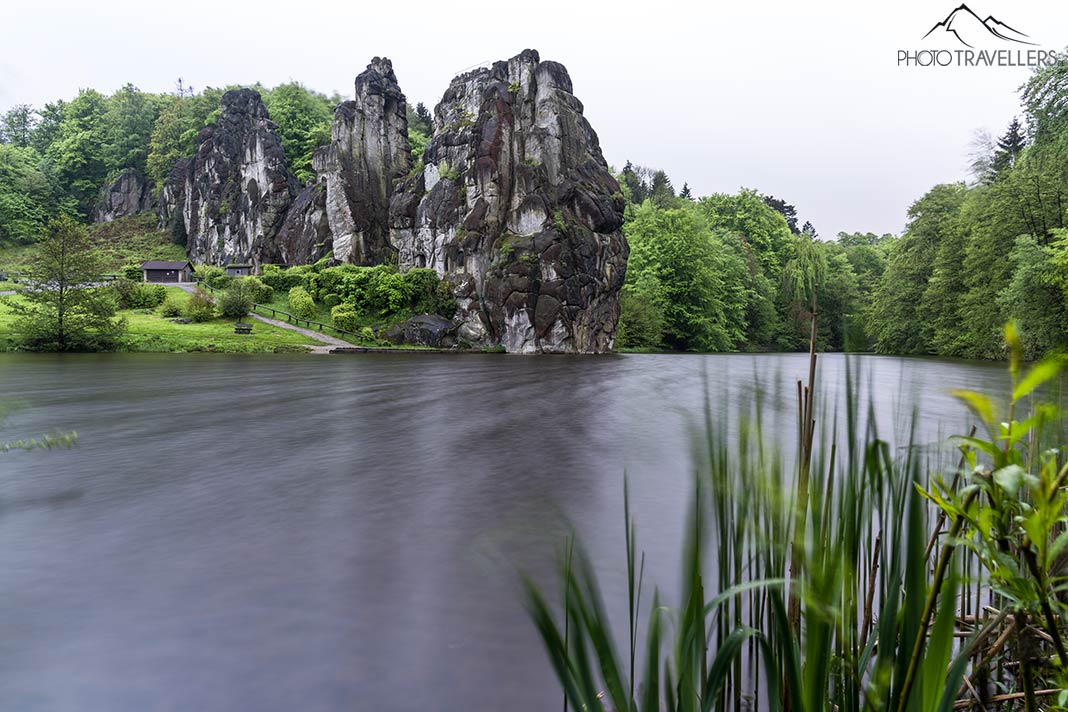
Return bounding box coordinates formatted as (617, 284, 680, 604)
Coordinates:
(0, 287, 321, 353)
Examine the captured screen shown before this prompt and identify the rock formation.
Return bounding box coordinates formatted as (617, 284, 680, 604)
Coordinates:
(158, 157, 190, 243)
(389, 50, 628, 353)
(316, 58, 411, 265)
(155, 51, 627, 353)
(275, 182, 332, 265)
(93, 169, 156, 223)
(178, 88, 298, 266)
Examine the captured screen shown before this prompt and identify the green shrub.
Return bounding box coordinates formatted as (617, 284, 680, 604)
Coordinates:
(120, 264, 142, 280)
(159, 295, 184, 318)
(323, 293, 341, 308)
(405, 268, 457, 317)
(237, 276, 272, 304)
(331, 305, 359, 332)
(112, 280, 167, 309)
(219, 287, 253, 318)
(185, 289, 216, 322)
(288, 286, 316, 319)
(316, 265, 359, 299)
(261, 264, 311, 292)
(195, 265, 230, 289)
(111, 279, 139, 308)
(337, 264, 413, 316)
(360, 326, 375, 342)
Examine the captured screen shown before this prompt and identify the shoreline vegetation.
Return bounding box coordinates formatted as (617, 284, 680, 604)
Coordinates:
(525, 319, 1068, 711)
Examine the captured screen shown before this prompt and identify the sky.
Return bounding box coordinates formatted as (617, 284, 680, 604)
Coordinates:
(2, 0, 1066, 238)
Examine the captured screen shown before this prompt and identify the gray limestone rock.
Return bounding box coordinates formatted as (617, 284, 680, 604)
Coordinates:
(317, 58, 411, 265)
(93, 169, 156, 223)
(276, 181, 331, 266)
(181, 88, 298, 267)
(389, 49, 628, 353)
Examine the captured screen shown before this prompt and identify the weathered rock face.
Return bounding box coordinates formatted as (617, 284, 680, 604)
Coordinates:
(382, 314, 458, 348)
(275, 182, 332, 265)
(93, 169, 156, 223)
(181, 89, 298, 266)
(158, 157, 190, 243)
(317, 58, 411, 265)
(390, 49, 628, 353)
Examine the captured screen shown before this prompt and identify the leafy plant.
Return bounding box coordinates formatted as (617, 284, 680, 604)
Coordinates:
(158, 294, 183, 318)
(184, 288, 216, 322)
(288, 285, 316, 319)
(331, 305, 358, 332)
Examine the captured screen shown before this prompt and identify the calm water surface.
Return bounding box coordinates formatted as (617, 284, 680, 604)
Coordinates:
(0, 352, 1007, 711)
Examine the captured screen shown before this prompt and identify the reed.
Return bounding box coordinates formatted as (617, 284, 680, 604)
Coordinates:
(524, 322, 1068, 711)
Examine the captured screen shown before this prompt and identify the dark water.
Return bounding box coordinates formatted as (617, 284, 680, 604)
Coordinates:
(0, 352, 1007, 711)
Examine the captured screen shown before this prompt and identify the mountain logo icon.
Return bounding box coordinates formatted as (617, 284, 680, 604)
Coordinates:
(922, 4, 1037, 48)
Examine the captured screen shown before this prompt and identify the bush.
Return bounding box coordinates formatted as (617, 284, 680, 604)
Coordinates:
(288, 286, 316, 318)
(219, 287, 253, 318)
(120, 264, 142, 280)
(360, 326, 375, 342)
(159, 295, 184, 318)
(323, 293, 341, 308)
(186, 289, 216, 322)
(112, 279, 167, 310)
(237, 276, 272, 304)
(261, 264, 309, 292)
(405, 268, 457, 317)
(195, 265, 230, 289)
(315, 265, 358, 299)
(331, 305, 359, 332)
(336, 264, 414, 315)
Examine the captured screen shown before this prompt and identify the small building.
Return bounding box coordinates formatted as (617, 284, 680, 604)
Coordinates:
(225, 264, 253, 277)
(141, 260, 194, 283)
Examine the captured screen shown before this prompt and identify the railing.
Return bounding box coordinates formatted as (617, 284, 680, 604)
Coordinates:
(194, 281, 365, 340)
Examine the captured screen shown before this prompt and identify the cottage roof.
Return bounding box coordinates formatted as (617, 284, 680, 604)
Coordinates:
(141, 261, 193, 270)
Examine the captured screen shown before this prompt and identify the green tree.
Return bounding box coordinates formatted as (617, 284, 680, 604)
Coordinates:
(146, 87, 223, 187)
(699, 189, 793, 276)
(407, 103, 430, 165)
(264, 82, 334, 182)
(955, 182, 1030, 358)
(989, 116, 1026, 179)
(623, 201, 746, 351)
(10, 215, 126, 351)
(919, 186, 968, 355)
(0, 104, 35, 147)
(30, 100, 65, 155)
(0, 144, 55, 245)
(869, 184, 965, 354)
(762, 194, 800, 233)
(649, 169, 675, 206)
(617, 280, 666, 349)
(999, 235, 1068, 359)
(44, 89, 109, 216)
(102, 84, 162, 177)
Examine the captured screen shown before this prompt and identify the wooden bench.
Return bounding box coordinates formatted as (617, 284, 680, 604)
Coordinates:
(234, 322, 253, 335)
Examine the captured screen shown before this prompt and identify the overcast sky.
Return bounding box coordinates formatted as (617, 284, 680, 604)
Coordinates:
(3, 0, 1066, 238)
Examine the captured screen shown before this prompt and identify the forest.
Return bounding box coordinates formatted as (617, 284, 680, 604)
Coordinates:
(2, 55, 1068, 359)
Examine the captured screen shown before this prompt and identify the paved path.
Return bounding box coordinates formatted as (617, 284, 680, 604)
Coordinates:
(170, 282, 347, 354)
(248, 313, 349, 354)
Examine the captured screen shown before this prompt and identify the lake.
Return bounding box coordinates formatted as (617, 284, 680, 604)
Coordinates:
(0, 352, 1007, 711)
